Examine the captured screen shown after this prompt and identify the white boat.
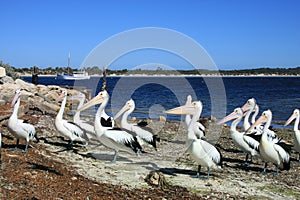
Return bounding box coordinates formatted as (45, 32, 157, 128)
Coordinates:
(56, 53, 90, 80)
(56, 71, 90, 80)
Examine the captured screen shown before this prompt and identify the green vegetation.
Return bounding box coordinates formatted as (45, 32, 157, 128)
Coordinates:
(1, 60, 300, 76)
(0, 61, 20, 79)
(258, 184, 300, 199)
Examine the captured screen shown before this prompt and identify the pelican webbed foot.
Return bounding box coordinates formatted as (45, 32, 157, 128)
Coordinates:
(261, 163, 267, 174)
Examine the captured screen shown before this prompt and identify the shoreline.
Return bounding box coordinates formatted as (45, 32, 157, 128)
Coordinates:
(20, 74, 300, 78)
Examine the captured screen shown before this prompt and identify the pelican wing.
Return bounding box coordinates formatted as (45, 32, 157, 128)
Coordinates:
(78, 121, 95, 134)
(63, 120, 88, 140)
(104, 129, 142, 152)
(266, 129, 280, 143)
(20, 122, 36, 136)
(105, 128, 135, 144)
(243, 134, 260, 151)
(197, 122, 205, 131)
(274, 143, 290, 166)
(132, 125, 153, 142)
(200, 140, 222, 164)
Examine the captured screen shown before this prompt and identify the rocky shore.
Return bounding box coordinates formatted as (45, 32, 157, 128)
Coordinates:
(1, 76, 300, 199)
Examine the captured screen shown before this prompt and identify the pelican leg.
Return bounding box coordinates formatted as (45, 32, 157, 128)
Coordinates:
(22, 141, 29, 153)
(137, 149, 142, 155)
(192, 165, 201, 178)
(10, 139, 20, 151)
(298, 153, 300, 163)
(111, 150, 118, 163)
(273, 166, 279, 176)
(245, 154, 249, 162)
(262, 163, 267, 174)
(68, 140, 74, 149)
(243, 154, 250, 166)
(204, 167, 210, 180)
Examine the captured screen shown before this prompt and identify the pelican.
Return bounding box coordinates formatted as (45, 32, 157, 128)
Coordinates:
(247, 110, 291, 175)
(114, 99, 159, 150)
(55, 90, 89, 148)
(218, 108, 260, 164)
(69, 93, 95, 136)
(99, 91, 115, 129)
(77, 90, 142, 163)
(241, 98, 257, 131)
(251, 104, 260, 125)
(166, 101, 222, 179)
(242, 98, 278, 140)
(284, 109, 300, 162)
(8, 89, 38, 152)
(185, 95, 205, 139)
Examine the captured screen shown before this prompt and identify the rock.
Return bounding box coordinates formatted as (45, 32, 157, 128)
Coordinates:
(67, 89, 81, 96)
(145, 171, 169, 189)
(35, 93, 52, 103)
(37, 85, 50, 95)
(44, 101, 60, 112)
(0, 83, 19, 94)
(0, 67, 6, 77)
(0, 99, 5, 106)
(0, 76, 14, 84)
(20, 90, 34, 97)
(15, 79, 36, 92)
(28, 99, 60, 115)
(48, 85, 61, 90)
(45, 90, 60, 101)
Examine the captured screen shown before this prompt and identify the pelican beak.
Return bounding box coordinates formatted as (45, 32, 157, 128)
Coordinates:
(241, 102, 250, 113)
(285, 112, 297, 126)
(165, 105, 195, 115)
(114, 103, 130, 120)
(76, 93, 104, 112)
(55, 93, 65, 103)
(246, 114, 267, 133)
(11, 92, 20, 106)
(217, 111, 239, 125)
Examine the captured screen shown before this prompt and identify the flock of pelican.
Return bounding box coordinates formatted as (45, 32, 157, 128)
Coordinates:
(4, 87, 300, 179)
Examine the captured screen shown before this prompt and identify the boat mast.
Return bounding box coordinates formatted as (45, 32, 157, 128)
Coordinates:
(68, 52, 70, 74)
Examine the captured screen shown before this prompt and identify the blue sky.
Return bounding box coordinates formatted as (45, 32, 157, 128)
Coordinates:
(0, 0, 299, 70)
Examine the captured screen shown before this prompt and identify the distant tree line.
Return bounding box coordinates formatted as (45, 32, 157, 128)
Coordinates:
(1, 60, 300, 77)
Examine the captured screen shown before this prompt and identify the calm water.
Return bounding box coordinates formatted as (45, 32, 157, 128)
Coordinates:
(22, 76, 300, 125)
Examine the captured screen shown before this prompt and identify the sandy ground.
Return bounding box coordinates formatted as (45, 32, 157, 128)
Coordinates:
(1, 111, 300, 199)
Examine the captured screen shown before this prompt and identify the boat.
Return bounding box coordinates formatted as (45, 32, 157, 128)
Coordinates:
(56, 53, 90, 80)
(56, 71, 90, 80)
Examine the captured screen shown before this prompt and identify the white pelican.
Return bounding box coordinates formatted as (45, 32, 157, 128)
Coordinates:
(247, 110, 291, 175)
(241, 98, 257, 131)
(69, 93, 95, 136)
(284, 109, 300, 162)
(218, 108, 260, 164)
(99, 91, 115, 129)
(251, 104, 260, 125)
(8, 89, 38, 152)
(114, 99, 160, 150)
(242, 98, 278, 140)
(77, 90, 142, 162)
(55, 90, 89, 148)
(185, 95, 205, 139)
(165, 101, 222, 179)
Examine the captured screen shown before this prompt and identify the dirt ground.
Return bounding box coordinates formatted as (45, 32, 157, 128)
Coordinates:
(1, 108, 300, 199)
